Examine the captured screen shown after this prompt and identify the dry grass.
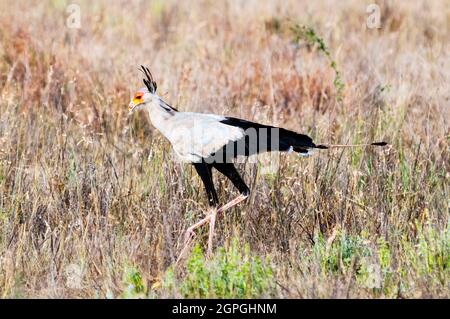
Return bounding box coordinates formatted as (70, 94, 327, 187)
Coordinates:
(0, 0, 448, 298)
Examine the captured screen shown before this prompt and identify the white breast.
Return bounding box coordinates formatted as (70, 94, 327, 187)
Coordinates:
(165, 112, 244, 162)
(143, 101, 244, 163)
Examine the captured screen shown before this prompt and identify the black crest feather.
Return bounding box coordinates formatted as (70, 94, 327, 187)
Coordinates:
(140, 65, 157, 94)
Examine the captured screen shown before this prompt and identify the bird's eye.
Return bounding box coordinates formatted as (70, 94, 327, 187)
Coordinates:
(135, 94, 142, 100)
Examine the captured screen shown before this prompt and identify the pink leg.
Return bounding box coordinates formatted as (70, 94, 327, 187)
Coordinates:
(207, 208, 217, 258)
(177, 194, 248, 263)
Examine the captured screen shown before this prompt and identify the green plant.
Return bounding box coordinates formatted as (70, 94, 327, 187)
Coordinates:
(121, 266, 147, 299)
(314, 232, 370, 274)
(290, 24, 345, 102)
(176, 239, 273, 298)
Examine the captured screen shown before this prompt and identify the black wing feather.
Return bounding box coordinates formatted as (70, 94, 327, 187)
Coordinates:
(203, 117, 317, 162)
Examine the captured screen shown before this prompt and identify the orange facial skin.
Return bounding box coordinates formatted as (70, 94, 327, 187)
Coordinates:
(132, 92, 143, 105)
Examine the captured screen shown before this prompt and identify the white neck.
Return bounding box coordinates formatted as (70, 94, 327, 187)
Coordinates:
(143, 96, 176, 136)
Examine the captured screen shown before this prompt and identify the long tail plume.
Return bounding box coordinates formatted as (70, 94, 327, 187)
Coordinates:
(315, 141, 388, 149)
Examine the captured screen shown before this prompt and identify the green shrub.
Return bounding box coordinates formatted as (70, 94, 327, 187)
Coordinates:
(290, 24, 345, 102)
(121, 265, 146, 299)
(178, 239, 274, 298)
(314, 232, 370, 274)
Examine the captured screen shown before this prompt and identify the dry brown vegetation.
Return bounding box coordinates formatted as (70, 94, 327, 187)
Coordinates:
(0, 0, 448, 298)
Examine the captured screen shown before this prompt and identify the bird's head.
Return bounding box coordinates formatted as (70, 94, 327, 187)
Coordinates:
(129, 87, 153, 113)
(128, 65, 158, 114)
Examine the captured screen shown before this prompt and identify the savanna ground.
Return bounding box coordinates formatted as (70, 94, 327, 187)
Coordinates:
(0, 0, 449, 298)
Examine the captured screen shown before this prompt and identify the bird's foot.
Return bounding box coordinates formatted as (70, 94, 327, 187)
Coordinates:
(184, 228, 196, 246)
(176, 214, 212, 265)
(176, 229, 196, 265)
(207, 194, 248, 257)
(177, 194, 249, 264)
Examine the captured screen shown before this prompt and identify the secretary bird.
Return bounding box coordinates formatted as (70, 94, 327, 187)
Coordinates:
(129, 66, 387, 259)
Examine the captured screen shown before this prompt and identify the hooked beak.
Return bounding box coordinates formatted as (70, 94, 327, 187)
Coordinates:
(128, 101, 137, 115)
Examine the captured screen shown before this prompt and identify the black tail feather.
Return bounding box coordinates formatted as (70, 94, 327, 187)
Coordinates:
(371, 141, 388, 146)
(219, 117, 315, 157)
(314, 141, 388, 149)
(216, 117, 388, 162)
